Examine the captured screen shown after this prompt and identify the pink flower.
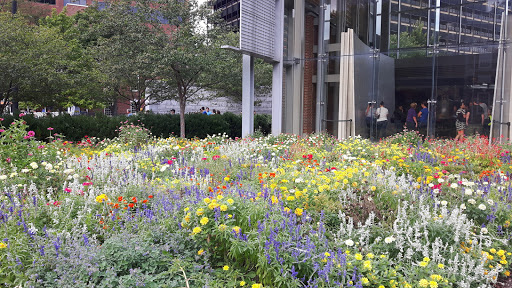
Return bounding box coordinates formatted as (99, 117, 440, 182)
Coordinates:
(0, 129, 4, 133)
(6, 158, 11, 163)
(47, 127, 54, 131)
(167, 160, 173, 165)
(0, 118, 3, 121)
(37, 145, 45, 149)
(23, 136, 30, 139)
(19, 113, 25, 117)
(27, 131, 35, 137)
(82, 182, 92, 186)
(212, 155, 220, 160)
(64, 187, 72, 193)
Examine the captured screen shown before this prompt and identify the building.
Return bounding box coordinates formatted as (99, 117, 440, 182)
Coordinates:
(212, 0, 240, 29)
(233, 0, 511, 139)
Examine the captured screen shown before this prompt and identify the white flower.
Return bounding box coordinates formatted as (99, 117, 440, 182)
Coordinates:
(476, 189, 484, 196)
(428, 183, 434, 188)
(45, 164, 53, 170)
(30, 162, 38, 169)
(384, 236, 396, 244)
(464, 189, 473, 196)
(73, 174, 80, 179)
(437, 178, 444, 183)
(21, 169, 29, 173)
(441, 200, 448, 206)
(487, 199, 494, 206)
(450, 183, 458, 188)
(478, 204, 486, 210)
(9, 172, 17, 178)
(468, 199, 476, 205)
(0, 175, 7, 180)
(63, 169, 74, 174)
(160, 165, 167, 172)
(433, 189, 440, 195)
(345, 239, 354, 246)
(460, 204, 466, 210)
(481, 228, 488, 234)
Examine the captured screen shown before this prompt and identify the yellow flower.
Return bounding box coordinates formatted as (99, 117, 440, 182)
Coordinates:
(419, 261, 428, 267)
(363, 260, 372, 271)
(200, 217, 209, 225)
(324, 252, 330, 257)
(184, 207, 189, 212)
(361, 277, 370, 286)
(295, 208, 303, 216)
(224, 176, 230, 181)
(497, 250, 505, 257)
(429, 280, 438, 288)
(378, 286, 385, 288)
(0, 242, 7, 249)
(184, 214, 191, 222)
(217, 195, 224, 200)
(227, 198, 234, 205)
(240, 281, 246, 286)
(423, 257, 431, 262)
(430, 275, 442, 282)
(286, 196, 295, 201)
(505, 271, 510, 277)
(284, 207, 291, 213)
(192, 227, 201, 235)
(437, 263, 445, 269)
(370, 186, 376, 191)
(218, 224, 227, 231)
(196, 208, 204, 216)
(95, 194, 108, 203)
(355, 253, 363, 260)
(366, 253, 374, 259)
(220, 205, 228, 211)
(271, 195, 279, 204)
(204, 198, 211, 204)
(490, 248, 497, 254)
(251, 284, 263, 288)
(223, 265, 229, 271)
(419, 279, 429, 288)
(232, 226, 241, 233)
(198, 249, 204, 255)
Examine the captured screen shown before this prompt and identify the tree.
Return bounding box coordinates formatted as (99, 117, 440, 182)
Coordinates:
(71, 1, 161, 111)
(0, 12, 91, 113)
(148, 0, 234, 137)
(389, 21, 428, 58)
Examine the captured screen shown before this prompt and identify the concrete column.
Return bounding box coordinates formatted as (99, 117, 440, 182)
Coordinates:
(272, 0, 284, 136)
(242, 54, 254, 138)
(292, 0, 304, 135)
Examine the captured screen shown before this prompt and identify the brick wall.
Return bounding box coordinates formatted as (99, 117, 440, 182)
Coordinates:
(302, 14, 316, 134)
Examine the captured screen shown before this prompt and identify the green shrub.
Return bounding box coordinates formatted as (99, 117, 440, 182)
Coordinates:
(0, 112, 272, 140)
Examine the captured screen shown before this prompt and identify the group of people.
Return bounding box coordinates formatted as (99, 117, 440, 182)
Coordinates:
(365, 101, 390, 139)
(453, 100, 490, 141)
(199, 107, 221, 115)
(393, 100, 491, 141)
(168, 107, 222, 115)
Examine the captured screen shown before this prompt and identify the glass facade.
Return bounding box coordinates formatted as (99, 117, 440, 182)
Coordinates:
(279, 0, 511, 140)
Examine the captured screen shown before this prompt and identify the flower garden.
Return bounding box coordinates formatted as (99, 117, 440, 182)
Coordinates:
(1, 118, 511, 288)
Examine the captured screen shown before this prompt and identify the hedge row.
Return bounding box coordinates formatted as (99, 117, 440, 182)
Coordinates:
(0, 113, 272, 141)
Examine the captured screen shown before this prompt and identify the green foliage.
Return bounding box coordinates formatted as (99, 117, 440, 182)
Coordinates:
(0, 113, 271, 141)
(116, 120, 151, 147)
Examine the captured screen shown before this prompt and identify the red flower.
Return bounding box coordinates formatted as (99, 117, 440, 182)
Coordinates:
(142, 200, 148, 204)
(131, 197, 137, 203)
(118, 196, 123, 202)
(148, 195, 153, 198)
(128, 203, 134, 208)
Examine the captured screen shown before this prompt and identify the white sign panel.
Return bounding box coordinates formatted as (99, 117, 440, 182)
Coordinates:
(240, 0, 275, 61)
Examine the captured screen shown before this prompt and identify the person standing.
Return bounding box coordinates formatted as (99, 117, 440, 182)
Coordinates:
(365, 103, 375, 138)
(454, 102, 469, 142)
(375, 101, 389, 139)
(393, 105, 406, 133)
(417, 102, 428, 136)
(406, 103, 418, 131)
(467, 101, 484, 136)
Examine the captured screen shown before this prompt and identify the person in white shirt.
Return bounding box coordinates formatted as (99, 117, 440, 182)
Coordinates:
(375, 101, 389, 140)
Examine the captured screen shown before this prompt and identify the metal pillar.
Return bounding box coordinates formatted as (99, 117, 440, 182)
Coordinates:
(242, 54, 255, 138)
(272, 0, 284, 136)
(315, 0, 326, 133)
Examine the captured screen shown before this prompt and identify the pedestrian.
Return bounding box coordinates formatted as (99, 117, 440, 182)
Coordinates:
(454, 102, 469, 142)
(406, 103, 418, 131)
(375, 101, 389, 139)
(170, 109, 176, 115)
(467, 101, 484, 136)
(205, 107, 212, 115)
(417, 102, 428, 136)
(365, 103, 376, 138)
(393, 105, 406, 133)
(200, 107, 205, 114)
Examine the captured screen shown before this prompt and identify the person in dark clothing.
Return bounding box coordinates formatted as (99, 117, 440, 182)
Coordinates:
(406, 103, 418, 131)
(417, 102, 428, 136)
(467, 101, 484, 136)
(393, 105, 406, 133)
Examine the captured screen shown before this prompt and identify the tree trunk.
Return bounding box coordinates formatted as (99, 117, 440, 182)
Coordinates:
(179, 94, 186, 138)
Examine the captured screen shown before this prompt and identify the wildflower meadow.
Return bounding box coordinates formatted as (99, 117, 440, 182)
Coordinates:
(0, 117, 511, 288)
